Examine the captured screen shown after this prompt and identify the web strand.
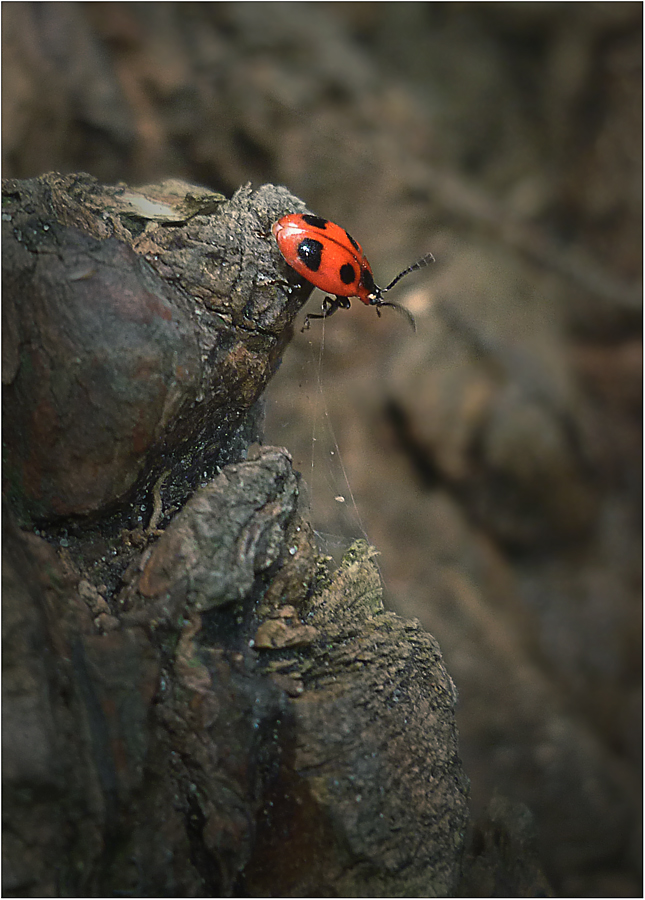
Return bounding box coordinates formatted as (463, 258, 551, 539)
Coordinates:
(306, 317, 383, 580)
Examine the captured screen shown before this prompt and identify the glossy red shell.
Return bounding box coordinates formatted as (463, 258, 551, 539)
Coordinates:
(272, 213, 376, 304)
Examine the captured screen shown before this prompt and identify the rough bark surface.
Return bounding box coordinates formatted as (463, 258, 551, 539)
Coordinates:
(3, 175, 471, 897)
(3, 174, 310, 528)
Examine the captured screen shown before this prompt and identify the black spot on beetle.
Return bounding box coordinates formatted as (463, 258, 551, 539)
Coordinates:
(360, 268, 377, 293)
(302, 214, 329, 230)
(344, 230, 361, 253)
(339, 262, 356, 285)
(297, 237, 323, 272)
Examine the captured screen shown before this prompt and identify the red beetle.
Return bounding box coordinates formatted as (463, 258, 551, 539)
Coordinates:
(272, 213, 433, 331)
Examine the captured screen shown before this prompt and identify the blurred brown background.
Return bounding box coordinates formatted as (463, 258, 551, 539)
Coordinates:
(3, 3, 641, 895)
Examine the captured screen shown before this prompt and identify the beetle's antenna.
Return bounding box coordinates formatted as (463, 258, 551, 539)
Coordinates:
(376, 301, 417, 332)
(383, 252, 435, 294)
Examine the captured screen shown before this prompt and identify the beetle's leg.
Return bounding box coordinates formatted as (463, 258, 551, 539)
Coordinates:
(302, 296, 350, 331)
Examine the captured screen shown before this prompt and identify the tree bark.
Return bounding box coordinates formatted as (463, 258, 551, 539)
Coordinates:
(2, 174, 469, 896)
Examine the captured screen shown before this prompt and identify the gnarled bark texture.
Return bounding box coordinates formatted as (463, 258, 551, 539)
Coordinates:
(3, 175, 471, 897)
